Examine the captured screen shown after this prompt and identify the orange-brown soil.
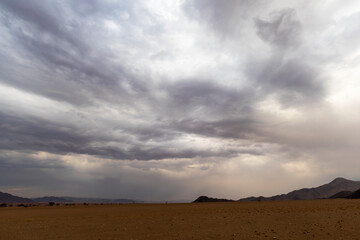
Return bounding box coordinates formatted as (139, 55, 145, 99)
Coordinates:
(1, 199, 360, 239)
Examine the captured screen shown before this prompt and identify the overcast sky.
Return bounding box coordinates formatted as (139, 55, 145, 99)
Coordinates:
(1, 0, 360, 201)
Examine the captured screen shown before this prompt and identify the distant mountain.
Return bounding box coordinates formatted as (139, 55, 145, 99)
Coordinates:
(0, 192, 35, 204)
(193, 196, 234, 203)
(239, 177, 360, 202)
(32, 196, 74, 203)
(0, 192, 141, 204)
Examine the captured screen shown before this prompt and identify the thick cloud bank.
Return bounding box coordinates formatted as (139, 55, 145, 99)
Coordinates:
(1, 0, 360, 200)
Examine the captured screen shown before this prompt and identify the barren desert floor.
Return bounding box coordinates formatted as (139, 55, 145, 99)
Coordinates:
(1, 199, 360, 240)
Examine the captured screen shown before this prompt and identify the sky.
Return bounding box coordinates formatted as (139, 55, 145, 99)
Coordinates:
(1, 0, 360, 201)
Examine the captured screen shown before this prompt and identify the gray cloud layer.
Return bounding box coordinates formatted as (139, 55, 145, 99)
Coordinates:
(1, 0, 360, 200)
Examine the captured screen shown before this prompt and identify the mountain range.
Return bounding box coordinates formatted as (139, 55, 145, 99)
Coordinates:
(193, 177, 360, 203)
(2, 177, 360, 204)
(238, 177, 360, 202)
(0, 192, 35, 204)
(0, 192, 140, 204)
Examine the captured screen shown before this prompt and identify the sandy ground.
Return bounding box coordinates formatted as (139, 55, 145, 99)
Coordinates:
(1, 199, 360, 239)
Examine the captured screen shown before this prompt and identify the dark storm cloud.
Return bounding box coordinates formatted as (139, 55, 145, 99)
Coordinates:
(254, 9, 301, 48)
(1, 0, 359, 200)
(0, 150, 71, 193)
(0, 0, 134, 48)
(250, 9, 325, 106)
(171, 118, 258, 140)
(184, 1, 325, 106)
(9, 29, 137, 105)
(0, 0, 327, 164)
(0, 0, 77, 45)
(0, 112, 94, 154)
(0, 151, 65, 170)
(0, 111, 249, 160)
(0, 0, 149, 106)
(164, 80, 255, 118)
(183, 0, 266, 36)
(0, 0, 325, 161)
(247, 56, 324, 106)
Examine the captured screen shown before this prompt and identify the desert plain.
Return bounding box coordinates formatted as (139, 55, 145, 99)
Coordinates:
(1, 199, 360, 240)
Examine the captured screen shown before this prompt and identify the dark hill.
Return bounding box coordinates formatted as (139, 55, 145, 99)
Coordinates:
(238, 196, 267, 202)
(329, 191, 353, 199)
(193, 196, 234, 203)
(0, 192, 35, 204)
(346, 189, 360, 199)
(239, 177, 360, 202)
(329, 188, 360, 199)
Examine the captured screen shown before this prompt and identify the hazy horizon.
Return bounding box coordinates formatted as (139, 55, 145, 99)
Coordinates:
(1, 0, 360, 201)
